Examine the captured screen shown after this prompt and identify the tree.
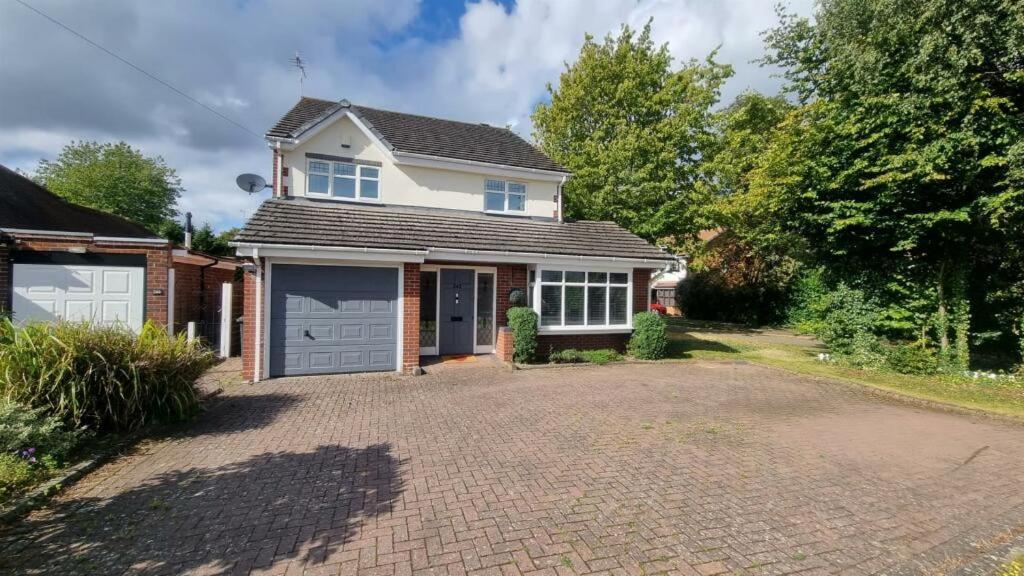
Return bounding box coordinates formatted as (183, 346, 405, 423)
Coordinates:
(190, 224, 238, 257)
(532, 23, 732, 244)
(36, 141, 182, 232)
(758, 0, 1024, 365)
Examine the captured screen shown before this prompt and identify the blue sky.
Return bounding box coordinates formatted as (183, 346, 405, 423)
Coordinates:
(0, 0, 812, 231)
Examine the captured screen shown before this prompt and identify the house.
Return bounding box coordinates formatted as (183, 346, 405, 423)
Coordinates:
(234, 98, 674, 379)
(650, 258, 687, 316)
(0, 164, 171, 330)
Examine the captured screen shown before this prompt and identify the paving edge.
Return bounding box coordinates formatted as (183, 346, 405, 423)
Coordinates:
(0, 387, 224, 525)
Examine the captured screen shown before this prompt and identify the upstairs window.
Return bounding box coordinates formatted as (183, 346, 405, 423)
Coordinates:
(307, 159, 380, 201)
(484, 179, 526, 213)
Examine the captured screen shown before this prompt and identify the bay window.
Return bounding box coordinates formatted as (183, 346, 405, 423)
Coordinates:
(307, 158, 380, 201)
(536, 268, 631, 329)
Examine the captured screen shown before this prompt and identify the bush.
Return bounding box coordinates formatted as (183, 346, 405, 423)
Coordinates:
(629, 312, 668, 360)
(882, 342, 940, 375)
(818, 284, 879, 355)
(0, 320, 216, 431)
(0, 400, 86, 499)
(506, 307, 538, 363)
(548, 348, 622, 364)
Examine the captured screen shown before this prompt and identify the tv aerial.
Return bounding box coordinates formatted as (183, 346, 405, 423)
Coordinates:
(235, 173, 270, 195)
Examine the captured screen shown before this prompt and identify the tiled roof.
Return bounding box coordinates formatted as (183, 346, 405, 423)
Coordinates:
(0, 164, 162, 239)
(266, 97, 569, 174)
(235, 198, 672, 262)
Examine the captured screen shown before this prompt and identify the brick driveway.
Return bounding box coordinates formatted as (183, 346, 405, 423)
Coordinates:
(2, 361, 1024, 575)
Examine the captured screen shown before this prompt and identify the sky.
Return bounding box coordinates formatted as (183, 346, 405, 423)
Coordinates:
(0, 0, 813, 231)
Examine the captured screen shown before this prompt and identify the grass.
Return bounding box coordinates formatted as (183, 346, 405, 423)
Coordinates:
(665, 328, 1024, 419)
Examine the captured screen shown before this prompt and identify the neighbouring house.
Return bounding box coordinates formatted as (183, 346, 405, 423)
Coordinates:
(234, 98, 674, 380)
(650, 258, 687, 316)
(0, 164, 171, 330)
(171, 247, 243, 354)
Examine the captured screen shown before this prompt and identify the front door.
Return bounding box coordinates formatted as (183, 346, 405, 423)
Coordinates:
(439, 268, 475, 355)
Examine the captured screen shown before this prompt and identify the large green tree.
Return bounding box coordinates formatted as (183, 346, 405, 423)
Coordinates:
(757, 0, 1024, 364)
(532, 23, 732, 243)
(36, 141, 182, 232)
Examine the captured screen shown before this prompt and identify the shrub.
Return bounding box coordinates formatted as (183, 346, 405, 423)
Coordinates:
(0, 400, 86, 499)
(629, 312, 668, 360)
(548, 348, 622, 364)
(506, 307, 538, 363)
(0, 320, 216, 431)
(818, 284, 879, 355)
(507, 288, 527, 307)
(883, 342, 939, 375)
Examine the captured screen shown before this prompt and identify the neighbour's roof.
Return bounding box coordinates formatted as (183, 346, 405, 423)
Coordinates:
(0, 164, 162, 239)
(235, 197, 673, 262)
(266, 97, 569, 174)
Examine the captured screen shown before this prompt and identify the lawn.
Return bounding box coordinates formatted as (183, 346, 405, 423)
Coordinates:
(665, 322, 1024, 420)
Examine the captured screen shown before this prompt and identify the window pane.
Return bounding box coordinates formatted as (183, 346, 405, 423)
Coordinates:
(588, 272, 607, 283)
(587, 286, 606, 325)
(541, 270, 562, 283)
(476, 273, 494, 346)
(610, 272, 629, 284)
(485, 191, 505, 211)
(541, 285, 562, 326)
(309, 174, 329, 194)
(419, 272, 437, 348)
(565, 286, 584, 325)
(609, 287, 628, 324)
(485, 179, 505, 192)
(333, 176, 356, 198)
(507, 193, 525, 212)
(334, 163, 356, 176)
(359, 166, 379, 179)
(360, 178, 379, 198)
(508, 182, 526, 194)
(309, 161, 329, 174)
(565, 271, 585, 283)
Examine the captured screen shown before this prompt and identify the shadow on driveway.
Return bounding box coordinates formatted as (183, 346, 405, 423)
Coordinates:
(0, 443, 404, 575)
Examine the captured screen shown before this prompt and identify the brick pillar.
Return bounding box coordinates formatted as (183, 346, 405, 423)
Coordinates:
(144, 245, 172, 326)
(496, 327, 514, 363)
(0, 243, 9, 316)
(241, 264, 258, 381)
(633, 268, 652, 316)
(496, 263, 528, 327)
(402, 262, 421, 373)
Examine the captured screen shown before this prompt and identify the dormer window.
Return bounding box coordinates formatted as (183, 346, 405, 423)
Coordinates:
(484, 179, 526, 213)
(307, 158, 380, 201)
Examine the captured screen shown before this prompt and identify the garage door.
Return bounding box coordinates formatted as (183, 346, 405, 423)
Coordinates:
(269, 264, 398, 377)
(12, 263, 145, 331)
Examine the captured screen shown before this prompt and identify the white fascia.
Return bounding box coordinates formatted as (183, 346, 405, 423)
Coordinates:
(233, 242, 426, 263)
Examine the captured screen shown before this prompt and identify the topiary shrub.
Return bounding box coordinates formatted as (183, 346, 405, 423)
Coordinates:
(508, 288, 527, 307)
(506, 307, 538, 363)
(0, 319, 216, 431)
(628, 312, 668, 360)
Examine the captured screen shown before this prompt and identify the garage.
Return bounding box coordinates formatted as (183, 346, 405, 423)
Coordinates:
(12, 254, 145, 331)
(269, 264, 399, 377)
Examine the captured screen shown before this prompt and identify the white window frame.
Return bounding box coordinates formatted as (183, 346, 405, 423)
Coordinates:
(533, 266, 633, 333)
(306, 159, 381, 202)
(483, 179, 527, 214)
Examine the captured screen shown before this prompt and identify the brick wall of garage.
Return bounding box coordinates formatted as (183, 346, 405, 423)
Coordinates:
(241, 263, 258, 382)
(172, 261, 239, 335)
(402, 263, 420, 373)
(3, 236, 172, 325)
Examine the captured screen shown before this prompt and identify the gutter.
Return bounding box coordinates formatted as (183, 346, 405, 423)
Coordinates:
(0, 228, 167, 245)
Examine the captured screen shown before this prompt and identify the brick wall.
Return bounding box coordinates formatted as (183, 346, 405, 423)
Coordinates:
(496, 263, 529, 327)
(0, 243, 9, 316)
(633, 268, 652, 314)
(5, 237, 171, 325)
(496, 327, 514, 362)
(241, 262, 258, 382)
(402, 262, 421, 373)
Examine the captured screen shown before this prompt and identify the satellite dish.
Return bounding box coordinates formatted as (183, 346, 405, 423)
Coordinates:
(236, 173, 269, 194)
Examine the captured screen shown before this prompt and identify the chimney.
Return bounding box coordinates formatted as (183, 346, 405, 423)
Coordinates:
(184, 212, 193, 249)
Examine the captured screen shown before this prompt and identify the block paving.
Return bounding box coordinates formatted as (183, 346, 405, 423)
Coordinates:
(2, 361, 1023, 575)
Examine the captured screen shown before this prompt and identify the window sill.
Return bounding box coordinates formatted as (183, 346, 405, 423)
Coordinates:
(304, 194, 382, 203)
(483, 209, 528, 216)
(537, 326, 633, 335)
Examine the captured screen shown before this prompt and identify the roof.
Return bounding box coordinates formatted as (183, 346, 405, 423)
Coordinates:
(267, 97, 569, 174)
(235, 198, 673, 262)
(0, 164, 162, 239)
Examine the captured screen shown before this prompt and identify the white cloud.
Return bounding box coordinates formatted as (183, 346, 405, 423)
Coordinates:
(0, 0, 812, 230)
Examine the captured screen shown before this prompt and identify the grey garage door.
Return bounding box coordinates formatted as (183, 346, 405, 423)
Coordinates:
(269, 264, 398, 377)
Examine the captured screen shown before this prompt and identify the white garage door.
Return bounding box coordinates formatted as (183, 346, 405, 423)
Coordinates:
(12, 264, 145, 331)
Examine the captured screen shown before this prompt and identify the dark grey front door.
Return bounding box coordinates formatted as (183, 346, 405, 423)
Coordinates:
(439, 268, 475, 355)
(269, 264, 398, 377)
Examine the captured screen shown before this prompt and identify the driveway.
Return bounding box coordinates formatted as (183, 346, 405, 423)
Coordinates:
(2, 362, 1024, 575)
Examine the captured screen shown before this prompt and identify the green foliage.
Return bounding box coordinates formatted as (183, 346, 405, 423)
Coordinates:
(548, 349, 622, 365)
(817, 285, 880, 356)
(628, 312, 669, 360)
(36, 141, 182, 232)
(532, 22, 732, 244)
(883, 343, 940, 375)
(507, 289, 527, 308)
(0, 320, 216, 431)
(190, 223, 238, 257)
(0, 454, 35, 500)
(786, 268, 830, 334)
(506, 307, 538, 363)
(0, 400, 86, 500)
